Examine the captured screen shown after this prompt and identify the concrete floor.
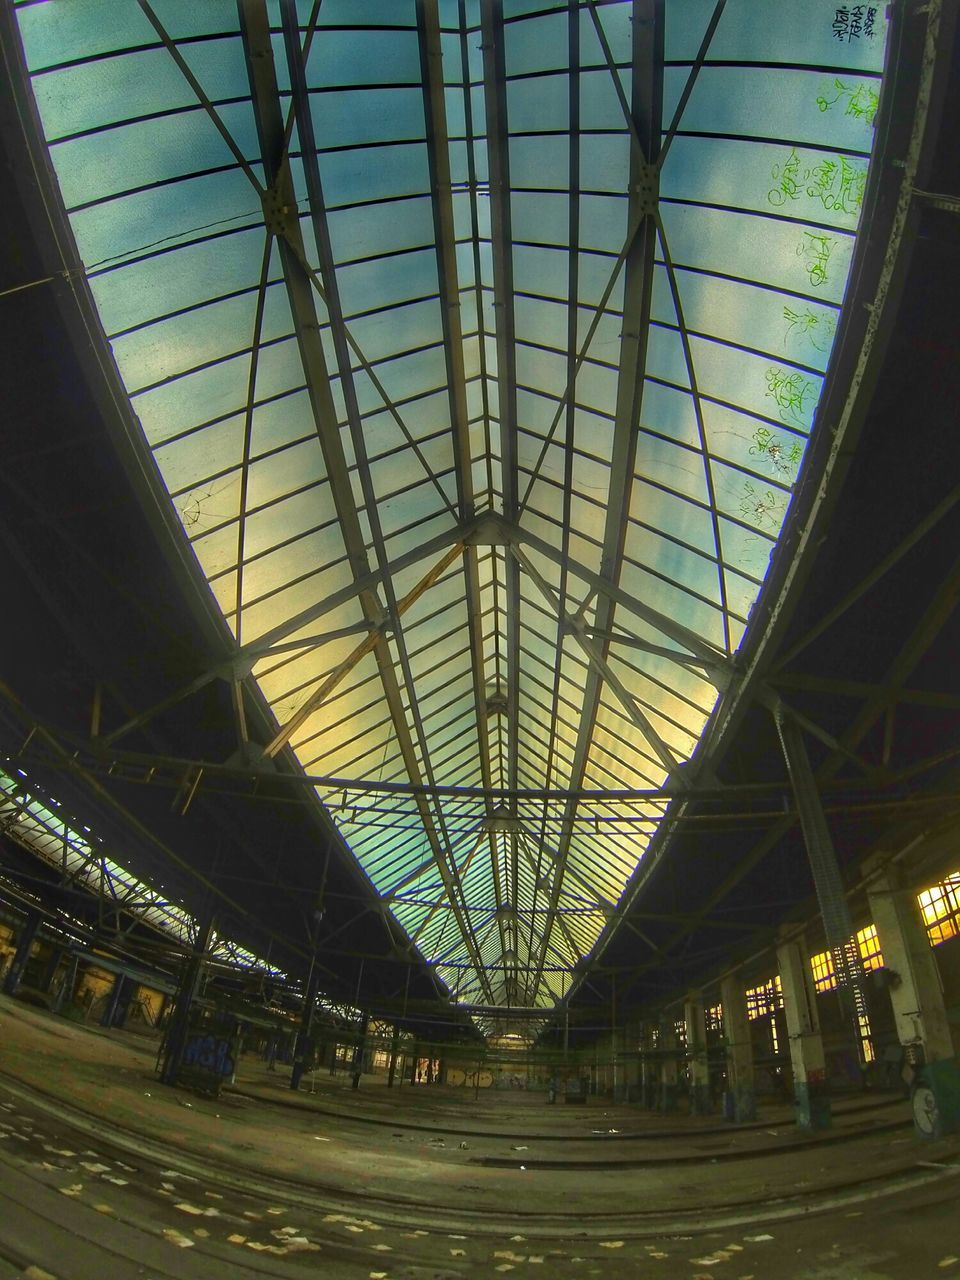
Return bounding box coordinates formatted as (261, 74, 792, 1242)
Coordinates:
(1, 995, 958, 1279)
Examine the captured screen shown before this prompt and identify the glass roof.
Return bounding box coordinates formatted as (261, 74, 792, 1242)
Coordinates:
(14, 0, 888, 1014)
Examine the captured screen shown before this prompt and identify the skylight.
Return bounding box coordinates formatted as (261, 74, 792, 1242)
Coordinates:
(12, 0, 889, 1013)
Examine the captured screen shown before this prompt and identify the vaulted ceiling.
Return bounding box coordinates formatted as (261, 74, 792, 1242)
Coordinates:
(2, 0, 957, 1032)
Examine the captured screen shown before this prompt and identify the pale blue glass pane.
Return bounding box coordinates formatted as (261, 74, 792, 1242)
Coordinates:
(512, 244, 569, 299)
(306, 29, 422, 85)
(511, 191, 569, 245)
(579, 193, 628, 253)
(635, 434, 709, 506)
(628, 483, 715, 557)
(510, 134, 569, 189)
(321, 143, 431, 206)
(579, 2, 633, 65)
(664, 0, 887, 72)
(52, 101, 258, 209)
(658, 204, 855, 305)
(311, 87, 425, 148)
(507, 73, 569, 131)
(579, 68, 630, 130)
(307, 0, 417, 26)
(338, 248, 439, 316)
(18, 0, 156, 68)
(579, 132, 630, 193)
(91, 227, 263, 333)
(651, 268, 837, 374)
(353, 346, 447, 414)
(640, 381, 700, 448)
(346, 298, 444, 364)
(514, 295, 569, 348)
(664, 137, 869, 230)
(504, 11, 568, 76)
(664, 66, 879, 153)
(69, 167, 261, 266)
(690, 336, 822, 432)
(327, 196, 435, 262)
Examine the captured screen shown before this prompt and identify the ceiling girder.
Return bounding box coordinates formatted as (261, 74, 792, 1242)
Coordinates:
(521, 0, 663, 1002)
(239, 0, 496, 1004)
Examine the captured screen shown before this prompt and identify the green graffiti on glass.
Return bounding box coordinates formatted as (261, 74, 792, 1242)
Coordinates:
(783, 305, 838, 352)
(739, 480, 783, 530)
(767, 149, 867, 217)
(796, 231, 836, 287)
(816, 78, 879, 126)
(765, 366, 816, 427)
(768, 148, 804, 206)
(805, 155, 867, 216)
(749, 425, 803, 477)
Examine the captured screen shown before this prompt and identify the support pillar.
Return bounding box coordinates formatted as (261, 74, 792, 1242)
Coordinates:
(865, 859, 954, 1061)
(2, 910, 41, 996)
(866, 858, 960, 1136)
(40, 946, 64, 995)
(159, 912, 215, 1087)
(778, 936, 831, 1130)
(623, 1019, 642, 1103)
(101, 973, 130, 1029)
(720, 974, 756, 1122)
(290, 954, 322, 1091)
(387, 1024, 400, 1087)
(638, 1024, 656, 1108)
(352, 1013, 369, 1089)
(774, 704, 869, 1067)
(658, 1021, 680, 1112)
(52, 953, 80, 1015)
(684, 994, 711, 1114)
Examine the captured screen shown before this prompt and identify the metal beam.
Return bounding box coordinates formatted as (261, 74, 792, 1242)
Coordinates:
(512, 543, 682, 779)
(768, 673, 960, 711)
(417, 0, 508, 970)
(615, 547, 960, 1006)
(512, 520, 732, 673)
(265, 0, 495, 1003)
(522, 0, 664, 1004)
(774, 479, 960, 671)
(263, 542, 466, 758)
(521, 0, 584, 1004)
(480, 0, 523, 969)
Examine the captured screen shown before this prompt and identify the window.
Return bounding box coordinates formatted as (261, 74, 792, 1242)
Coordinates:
(857, 1011, 876, 1063)
(810, 948, 837, 994)
(746, 975, 783, 1020)
(809, 924, 885, 994)
(856, 923, 884, 971)
(706, 1004, 724, 1033)
(918, 872, 960, 946)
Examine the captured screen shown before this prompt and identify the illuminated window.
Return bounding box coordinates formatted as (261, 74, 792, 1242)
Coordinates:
(746, 975, 783, 1020)
(810, 949, 838, 994)
(857, 923, 884, 971)
(918, 873, 960, 946)
(706, 1004, 724, 1033)
(809, 925, 884, 995)
(858, 1011, 876, 1063)
(675, 1018, 687, 1048)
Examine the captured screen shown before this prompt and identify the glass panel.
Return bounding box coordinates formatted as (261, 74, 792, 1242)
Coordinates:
(15, 0, 890, 1017)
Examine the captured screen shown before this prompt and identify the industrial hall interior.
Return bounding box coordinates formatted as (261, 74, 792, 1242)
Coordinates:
(1, 0, 959, 1276)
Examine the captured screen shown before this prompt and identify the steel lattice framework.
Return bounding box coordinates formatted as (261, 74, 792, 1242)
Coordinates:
(10, 0, 891, 1016)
